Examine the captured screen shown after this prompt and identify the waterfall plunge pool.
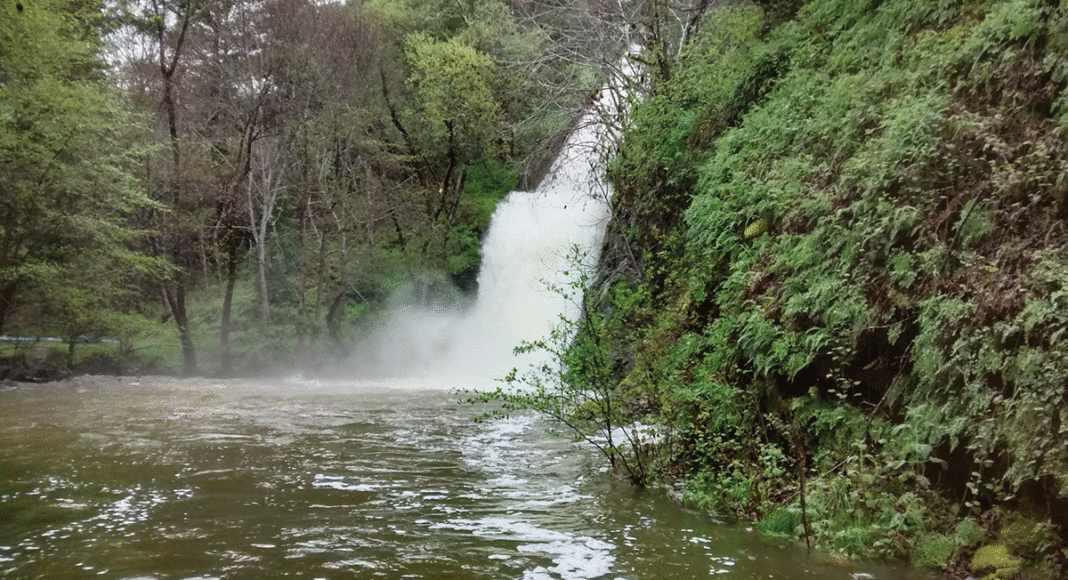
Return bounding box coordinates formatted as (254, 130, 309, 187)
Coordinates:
(0, 376, 932, 580)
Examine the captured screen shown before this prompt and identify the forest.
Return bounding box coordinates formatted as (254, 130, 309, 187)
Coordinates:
(1, 0, 637, 376)
(5, 0, 1068, 577)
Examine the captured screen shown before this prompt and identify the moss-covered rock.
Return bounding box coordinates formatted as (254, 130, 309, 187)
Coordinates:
(1001, 516, 1053, 561)
(971, 544, 1022, 579)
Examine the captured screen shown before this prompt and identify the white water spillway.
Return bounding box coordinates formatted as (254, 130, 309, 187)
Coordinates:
(350, 76, 628, 386)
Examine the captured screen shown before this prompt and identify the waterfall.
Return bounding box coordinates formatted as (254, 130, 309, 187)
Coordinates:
(350, 69, 628, 387)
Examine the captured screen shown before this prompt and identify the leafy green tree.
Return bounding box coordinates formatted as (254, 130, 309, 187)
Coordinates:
(404, 33, 502, 218)
(0, 0, 162, 342)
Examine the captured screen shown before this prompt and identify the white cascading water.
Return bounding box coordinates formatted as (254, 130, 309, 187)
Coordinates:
(350, 66, 630, 387)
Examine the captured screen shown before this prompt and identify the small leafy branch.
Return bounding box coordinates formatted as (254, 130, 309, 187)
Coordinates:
(462, 245, 656, 486)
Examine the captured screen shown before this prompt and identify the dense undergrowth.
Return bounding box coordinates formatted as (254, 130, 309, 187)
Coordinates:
(602, 0, 1068, 576)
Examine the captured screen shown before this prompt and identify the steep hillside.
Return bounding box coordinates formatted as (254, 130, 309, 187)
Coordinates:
(605, 0, 1068, 576)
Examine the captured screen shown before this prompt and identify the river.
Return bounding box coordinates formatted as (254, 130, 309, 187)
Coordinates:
(0, 376, 931, 580)
(0, 51, 934, 580)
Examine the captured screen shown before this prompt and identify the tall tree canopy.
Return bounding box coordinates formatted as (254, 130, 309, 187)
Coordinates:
(0, 0, 161, 338)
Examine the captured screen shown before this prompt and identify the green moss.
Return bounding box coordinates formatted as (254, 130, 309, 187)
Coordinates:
(972, 544, 1022, 579)
(1000, 516, 1055, 561)
(743, 219, 768, 238)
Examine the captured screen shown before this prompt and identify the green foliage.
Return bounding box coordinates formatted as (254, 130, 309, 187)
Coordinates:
(758, 506, 802, 538)
(913, 532, 957, 568)
(374, 0, 587, 181)
(972, 544, 1023, 579)
(0, 0, 164, 338)
(367, 0, 519, 43)
(682, 468, 752, 516)
(905, 249, 1068, 505)
(966, 0, 1046, 52)
(1001, 516, 1057, 561)
(464, 159, 518, 215)
(443, 160, 516, 277)
(605, 0, 1068, 573)
(404, 33, 502, 159)
(911, 518, 986, 569)
(609, 5, 769, 249)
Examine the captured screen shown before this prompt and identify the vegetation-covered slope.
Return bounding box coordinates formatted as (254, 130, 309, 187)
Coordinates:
(604, 0, 1068, 575)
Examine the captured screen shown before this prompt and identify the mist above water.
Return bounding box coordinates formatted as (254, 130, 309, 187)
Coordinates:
(349, 84, 624, 387)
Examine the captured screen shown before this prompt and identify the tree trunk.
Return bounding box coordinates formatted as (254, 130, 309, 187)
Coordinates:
(162, 78, 198, 375)
(380, 67, 418, 161)
(67, 336, 77, 371)
(313, 231, 327, 325)
(162, 281, 197, 375)
(256, 237, 270, 329)
(434, 121, 458, 221)
(652, 0, 672, 83)
(219, 230, 240, 375)
(249, 163, 278, 330)
(446, 165, 467, 225)
(326, 291, 348, 343)
(0, 279, 18, 335)
(680, 0, 713, 51)
(174, 286, 197, 376)
(156, 1, 198, 376)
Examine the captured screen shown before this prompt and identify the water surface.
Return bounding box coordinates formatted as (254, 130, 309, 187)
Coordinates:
(0, 376, 928, 580)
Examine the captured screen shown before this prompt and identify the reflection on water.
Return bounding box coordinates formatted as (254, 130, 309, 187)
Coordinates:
(0, 376, 930, 580)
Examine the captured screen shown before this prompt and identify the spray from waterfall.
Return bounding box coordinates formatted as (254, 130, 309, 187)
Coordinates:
(349, 60, 632, 387)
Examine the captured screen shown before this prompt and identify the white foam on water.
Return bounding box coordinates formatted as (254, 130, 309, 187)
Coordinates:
(311, 474, 379, 492)
(517, 537, 617, 580)
(427, 516, 616, 580)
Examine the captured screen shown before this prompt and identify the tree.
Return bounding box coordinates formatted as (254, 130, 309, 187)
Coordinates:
(404, 33, 503, 220)
(118, 0, 307, 372)
(135, 0, 206, 375)
(96, 0, 658, 373)
(187, 0, 296, 344)
(0, 0, 163, 342)
(248, 0, 400, 356)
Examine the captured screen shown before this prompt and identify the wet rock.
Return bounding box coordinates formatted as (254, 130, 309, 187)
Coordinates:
(0, 358, 65, 383)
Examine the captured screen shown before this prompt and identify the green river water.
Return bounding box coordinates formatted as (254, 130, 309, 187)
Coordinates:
(0, 376, 933, 580)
